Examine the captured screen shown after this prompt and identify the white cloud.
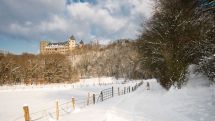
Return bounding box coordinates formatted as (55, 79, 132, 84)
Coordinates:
(67, 3, 126, 32)
(9, 23, 31, 37)
(0, 0, 154, 43)
(39, 15, 69, 32)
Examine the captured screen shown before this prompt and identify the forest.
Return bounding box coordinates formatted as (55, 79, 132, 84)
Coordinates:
(0, 40, 141, 85)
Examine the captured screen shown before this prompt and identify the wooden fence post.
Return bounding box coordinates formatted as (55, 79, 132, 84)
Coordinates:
(124, 87, 126, 94)
(93, 94, 96, 104)
(129, 86, 130, 93)
(72, 97, 75, 110)
(101, 92, 103, 101)
(56, 101, 59, 120)
(112, 87, 114, 97)
(87, 92, 90, 106)
(118, 87, 120, 96)
(23, 105, 30, 121)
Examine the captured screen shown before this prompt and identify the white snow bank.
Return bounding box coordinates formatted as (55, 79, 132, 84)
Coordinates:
(0, 77, 127, 92)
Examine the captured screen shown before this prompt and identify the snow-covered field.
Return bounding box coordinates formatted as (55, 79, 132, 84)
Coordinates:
(0, 77, 136, 121)
(0, 77, 215, 121)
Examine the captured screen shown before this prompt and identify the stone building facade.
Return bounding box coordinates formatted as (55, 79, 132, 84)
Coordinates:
(40, 35, 77, 55)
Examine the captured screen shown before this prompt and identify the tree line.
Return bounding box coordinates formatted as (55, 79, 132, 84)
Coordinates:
(71, 40, 142, 80)
(137, 0, 214, 90)
(0, 53, 79, 85)
(0, 40, 141, 85)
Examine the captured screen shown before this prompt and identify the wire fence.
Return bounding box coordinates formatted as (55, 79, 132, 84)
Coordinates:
(14, 81, 143, 121)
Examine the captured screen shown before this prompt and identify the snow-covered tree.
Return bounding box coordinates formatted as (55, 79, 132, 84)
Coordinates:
(138, 0, 214, 90)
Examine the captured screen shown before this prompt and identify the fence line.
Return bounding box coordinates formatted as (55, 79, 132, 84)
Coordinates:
(14, 81, 143, 121)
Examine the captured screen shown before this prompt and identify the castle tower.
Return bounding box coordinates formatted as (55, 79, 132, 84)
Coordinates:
(68, 35, 76, 51)
(40, 41, 48, 54)
(79, 40, 84, 48)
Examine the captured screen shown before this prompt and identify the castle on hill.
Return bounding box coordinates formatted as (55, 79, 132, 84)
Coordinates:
(40, 35, 83, 55)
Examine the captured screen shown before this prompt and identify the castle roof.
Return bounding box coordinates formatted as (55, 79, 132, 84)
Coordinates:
(79, 40, 84, 44)
(47, 41, 68, 46)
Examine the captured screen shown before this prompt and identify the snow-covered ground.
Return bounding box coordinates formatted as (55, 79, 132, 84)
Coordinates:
(0, 77, 125, 91)
(1, 77, 215, 121)
(61, 79, 215, 121)
(0, 77, 136, 121)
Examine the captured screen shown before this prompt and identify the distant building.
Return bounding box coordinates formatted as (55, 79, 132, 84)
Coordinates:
(40, 35, 78, 55)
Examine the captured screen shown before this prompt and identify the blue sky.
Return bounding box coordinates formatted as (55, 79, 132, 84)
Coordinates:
(0, 0, 153, 54)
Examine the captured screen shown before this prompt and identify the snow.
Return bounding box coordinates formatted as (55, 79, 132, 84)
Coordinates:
(0, 77, 134, 121)
(186, 65, 212, 88)
(0, 77, 215, 121)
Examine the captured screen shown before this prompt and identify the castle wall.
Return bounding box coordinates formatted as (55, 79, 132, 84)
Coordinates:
(40, 37, 77, 55)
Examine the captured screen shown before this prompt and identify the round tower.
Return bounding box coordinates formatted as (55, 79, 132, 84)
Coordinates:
(68, 35, 76, 51)
(40, 41, 48, 54)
